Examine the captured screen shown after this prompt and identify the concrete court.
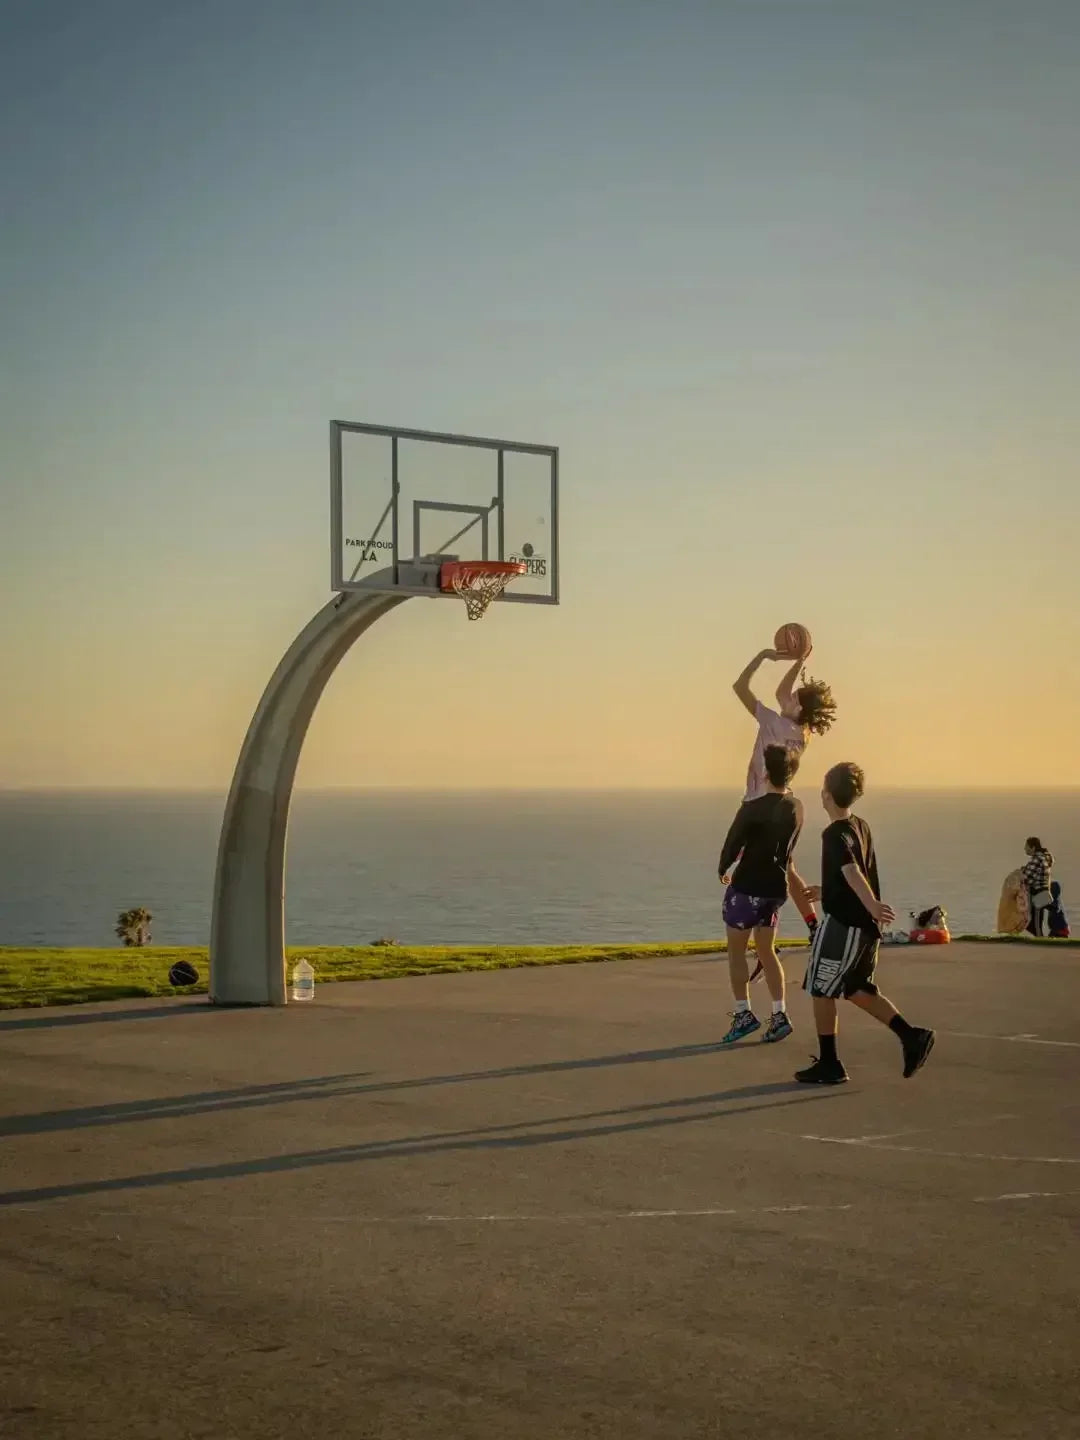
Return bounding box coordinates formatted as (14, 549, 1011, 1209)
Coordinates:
(1, 943, 1077, 1440)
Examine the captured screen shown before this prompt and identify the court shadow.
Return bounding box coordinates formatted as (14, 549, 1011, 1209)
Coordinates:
(0, 1081, 836, 1208)
(0, 1072, 374, 1137)
(0, 1001, 211, 1031)
(1, 1039, 753, 1137)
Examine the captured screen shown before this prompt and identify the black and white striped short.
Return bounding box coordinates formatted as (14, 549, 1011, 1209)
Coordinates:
(803, 915, 880, 998)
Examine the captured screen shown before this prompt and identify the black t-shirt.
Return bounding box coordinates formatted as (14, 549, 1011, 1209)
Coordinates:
(718, 792, 803, 899)
(821, 815, 881, 934)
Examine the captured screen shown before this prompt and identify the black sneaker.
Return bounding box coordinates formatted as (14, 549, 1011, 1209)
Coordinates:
(901, 1027, 936, 1078)
(762, 1011, 793, 1044)
(795, 1055, 848, 1085)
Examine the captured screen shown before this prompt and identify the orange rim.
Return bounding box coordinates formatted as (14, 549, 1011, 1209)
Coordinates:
(439, 560, 527, 592)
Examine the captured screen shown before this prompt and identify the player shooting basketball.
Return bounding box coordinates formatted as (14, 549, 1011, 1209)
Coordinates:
(729, 629, 837, 943)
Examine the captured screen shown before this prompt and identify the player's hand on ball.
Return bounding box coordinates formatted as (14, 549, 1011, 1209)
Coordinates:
(870, 899, 896, 926)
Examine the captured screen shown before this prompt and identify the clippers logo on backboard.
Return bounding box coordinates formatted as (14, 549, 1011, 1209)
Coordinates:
(509, 542, 547, 577)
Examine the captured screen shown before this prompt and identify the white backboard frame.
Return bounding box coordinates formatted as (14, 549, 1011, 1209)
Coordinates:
(330, 420, 559, 605)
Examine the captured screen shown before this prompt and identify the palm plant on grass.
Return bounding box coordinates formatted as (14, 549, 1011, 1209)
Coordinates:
(115, 907, 153, 947)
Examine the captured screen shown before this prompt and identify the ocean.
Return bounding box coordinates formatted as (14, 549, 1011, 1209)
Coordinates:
(0, 789, 1075, 949)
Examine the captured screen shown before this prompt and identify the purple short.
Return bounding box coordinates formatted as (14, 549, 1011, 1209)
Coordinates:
(723, 887, 783, 932)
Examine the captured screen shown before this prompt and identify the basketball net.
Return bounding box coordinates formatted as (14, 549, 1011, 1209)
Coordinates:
(440, 560, 527, 620)
(450, 568, 520, 620)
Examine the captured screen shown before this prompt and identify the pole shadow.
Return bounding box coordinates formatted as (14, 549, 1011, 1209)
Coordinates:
(0, 1001, 211, 1032)
(0, 1082, 837, 1208)
(2, 1039, 761, 1137)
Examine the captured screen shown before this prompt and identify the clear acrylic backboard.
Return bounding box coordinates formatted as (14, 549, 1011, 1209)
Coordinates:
(330, 421, 559, 605)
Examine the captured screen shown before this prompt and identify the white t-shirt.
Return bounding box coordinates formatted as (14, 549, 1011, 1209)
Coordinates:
(744, 701, 806, 801)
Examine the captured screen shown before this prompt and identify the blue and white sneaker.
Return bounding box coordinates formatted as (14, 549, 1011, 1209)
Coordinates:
(719, 1010, 761, 1045)
(762, 1011, 793, 1044)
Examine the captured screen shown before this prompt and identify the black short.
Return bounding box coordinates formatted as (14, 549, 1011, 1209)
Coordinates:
(803, 915, 880, 998)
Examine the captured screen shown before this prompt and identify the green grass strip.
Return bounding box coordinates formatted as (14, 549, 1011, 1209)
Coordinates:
(1, 932, 1074, 1011)
(0, 942, 727, 1010)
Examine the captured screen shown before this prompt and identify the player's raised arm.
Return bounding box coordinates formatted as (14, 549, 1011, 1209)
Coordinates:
(774, 658, 803, 715)
(732, 649, 778, 717)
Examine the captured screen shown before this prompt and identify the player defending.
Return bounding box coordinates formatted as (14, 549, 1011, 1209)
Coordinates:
(733, 645, 836, 938)
(797, 762, 935, 1085)
(717, 744, 810, 1045)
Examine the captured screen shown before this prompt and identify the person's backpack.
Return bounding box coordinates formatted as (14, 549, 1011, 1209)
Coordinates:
(1047, 882, 1070, 939)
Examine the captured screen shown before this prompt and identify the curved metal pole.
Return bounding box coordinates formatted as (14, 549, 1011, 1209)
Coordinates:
(210, 590, 409, 1005)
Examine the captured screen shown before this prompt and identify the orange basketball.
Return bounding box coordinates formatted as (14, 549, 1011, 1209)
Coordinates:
(774, 622, 812, 660)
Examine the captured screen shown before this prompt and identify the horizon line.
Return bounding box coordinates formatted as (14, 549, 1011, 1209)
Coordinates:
(4, 784, 1080, 797)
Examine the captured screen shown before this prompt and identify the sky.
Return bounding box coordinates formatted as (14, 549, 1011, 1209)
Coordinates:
(2, 0, 1079, 790)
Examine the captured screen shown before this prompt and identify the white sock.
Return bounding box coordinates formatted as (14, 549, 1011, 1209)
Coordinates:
(734, 999, 750, 1014)
(772, 1000, 786, 1015)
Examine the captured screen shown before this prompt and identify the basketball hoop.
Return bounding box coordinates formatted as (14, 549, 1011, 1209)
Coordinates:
(439, 560, 527, 620)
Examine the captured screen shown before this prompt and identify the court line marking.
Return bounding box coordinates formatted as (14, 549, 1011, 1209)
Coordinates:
(940, 1030, 1080, 1049)
(5, 1201, 856, 1222)
(10, 1194, 1077, 1223)
(976, 1191, 1080, 1203)
(811, 1130, 919, 1144)
(767, 1113, 1018, 1148)
(809, 1113, 1017, 1145)
(793, 1134, 1080, 1165)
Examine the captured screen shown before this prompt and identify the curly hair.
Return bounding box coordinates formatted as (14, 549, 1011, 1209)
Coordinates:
(795, 673, 837, 736)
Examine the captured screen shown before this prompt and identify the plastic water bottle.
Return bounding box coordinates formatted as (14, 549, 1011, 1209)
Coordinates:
(291, 957, 315, 1002)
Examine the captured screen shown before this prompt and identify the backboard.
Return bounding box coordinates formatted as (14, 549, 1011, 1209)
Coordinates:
(330, 421, 559, 605)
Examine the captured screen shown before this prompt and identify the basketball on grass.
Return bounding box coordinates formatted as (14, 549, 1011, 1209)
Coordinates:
(774, 622, 812, 660)
(168, 960, 199, 988)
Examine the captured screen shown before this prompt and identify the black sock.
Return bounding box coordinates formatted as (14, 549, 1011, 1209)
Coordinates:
(819, 1033, 838, 1065)
(889, 1015, 915, 1042)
